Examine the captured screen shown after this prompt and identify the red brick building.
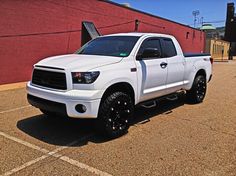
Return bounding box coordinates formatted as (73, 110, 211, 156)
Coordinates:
(0, 0, 205, 84)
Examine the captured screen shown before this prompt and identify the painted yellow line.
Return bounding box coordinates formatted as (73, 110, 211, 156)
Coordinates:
(0, 82, 27, 92)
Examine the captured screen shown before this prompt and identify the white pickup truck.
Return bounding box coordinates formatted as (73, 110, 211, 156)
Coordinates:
(27, 33, 212, 137)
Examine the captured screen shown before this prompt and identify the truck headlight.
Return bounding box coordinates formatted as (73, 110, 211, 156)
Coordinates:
(72, 71, 100, 84)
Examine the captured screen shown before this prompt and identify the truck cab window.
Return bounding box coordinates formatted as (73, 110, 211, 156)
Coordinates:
(163, 39, 177, 57)
(138, 38, 162, 58)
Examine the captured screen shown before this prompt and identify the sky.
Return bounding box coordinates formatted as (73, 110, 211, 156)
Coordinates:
(112, 0, 236, 28)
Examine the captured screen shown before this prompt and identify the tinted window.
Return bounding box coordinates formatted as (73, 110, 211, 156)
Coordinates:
(163, 39, 177, 57)
(76, 36, 140, 57)
(138, 38, 162, 57)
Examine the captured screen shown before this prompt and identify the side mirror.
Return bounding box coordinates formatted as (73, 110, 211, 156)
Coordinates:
(137, 48, 161, 60)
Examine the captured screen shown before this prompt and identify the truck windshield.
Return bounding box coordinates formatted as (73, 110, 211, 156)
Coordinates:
(76, 36, 140, 57)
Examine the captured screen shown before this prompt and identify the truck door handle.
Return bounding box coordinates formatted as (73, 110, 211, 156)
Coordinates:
(160, 62, 168, 68)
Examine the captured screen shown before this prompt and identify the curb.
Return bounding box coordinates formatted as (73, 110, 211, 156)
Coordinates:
(0, 82, 27, 92)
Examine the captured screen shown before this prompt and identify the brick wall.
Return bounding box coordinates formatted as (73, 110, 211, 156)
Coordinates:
(0, 0, 205, 84)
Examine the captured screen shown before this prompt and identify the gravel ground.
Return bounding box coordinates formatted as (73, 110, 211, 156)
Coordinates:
(0, 61, 235, 176)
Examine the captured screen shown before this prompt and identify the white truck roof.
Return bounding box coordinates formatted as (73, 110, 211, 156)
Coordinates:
(105, 32, 174, 38)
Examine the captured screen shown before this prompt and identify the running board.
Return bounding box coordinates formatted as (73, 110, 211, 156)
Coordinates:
(138, 91, 185, 109)
(166, 94, 178, 101)
(141, 101, 157, 109)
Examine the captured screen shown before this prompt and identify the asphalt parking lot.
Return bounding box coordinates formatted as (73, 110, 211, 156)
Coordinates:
(0, 61, 236, 176)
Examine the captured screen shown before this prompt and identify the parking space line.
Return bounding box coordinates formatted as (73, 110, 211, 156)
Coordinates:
(59, 156, 112, 176)
(1, 155, 49, 176)
(0, 131, 112, 176)
(0, 105, 31, 114)
(1, 141, 76, 176)
(0, 131, 49, 153)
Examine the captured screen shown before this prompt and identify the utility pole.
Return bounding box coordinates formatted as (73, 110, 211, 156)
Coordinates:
(192, 10, 200, 28)
(225, 3, 236, 60)
(200, 17, 204, 26)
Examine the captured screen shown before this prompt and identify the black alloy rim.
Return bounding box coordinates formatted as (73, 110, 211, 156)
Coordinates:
(106, 99, 131, 131)
(196, 79, 206, 100)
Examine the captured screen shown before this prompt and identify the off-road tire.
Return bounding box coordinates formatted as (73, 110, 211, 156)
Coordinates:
(186, 75, 207, 104)
(97, 92, 134, 138)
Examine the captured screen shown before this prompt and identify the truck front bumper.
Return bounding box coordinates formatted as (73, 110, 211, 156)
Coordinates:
(27, 82, 101, 118)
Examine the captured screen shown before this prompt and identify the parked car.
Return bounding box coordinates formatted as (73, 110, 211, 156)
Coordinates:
(27, 33, 212, 138)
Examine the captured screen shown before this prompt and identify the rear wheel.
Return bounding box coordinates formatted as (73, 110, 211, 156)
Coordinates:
(97, 92, 134, 138)
(186, 75, 207, 103)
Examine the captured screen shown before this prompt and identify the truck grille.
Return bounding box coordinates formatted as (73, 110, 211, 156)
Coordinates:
(32, 69, 67, 90)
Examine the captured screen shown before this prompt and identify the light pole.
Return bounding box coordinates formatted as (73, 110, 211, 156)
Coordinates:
(200, 17, 204, 26)
(192, 10, 200, 28)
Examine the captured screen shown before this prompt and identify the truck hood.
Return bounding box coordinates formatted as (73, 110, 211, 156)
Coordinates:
(35, 54, 122, 71)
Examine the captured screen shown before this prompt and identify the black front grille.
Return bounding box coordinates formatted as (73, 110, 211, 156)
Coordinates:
(32, 69, 67, 90)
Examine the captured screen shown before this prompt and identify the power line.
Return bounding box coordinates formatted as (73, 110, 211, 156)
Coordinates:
(0, 29, 82, 38)
(189, 20, 226, 26)
(0, 19, 166, 39)
(98, 20, 135, 29)
(203, 20, 225, 24)
(140, 21, 165, 29)
(0, 21, 135, 38)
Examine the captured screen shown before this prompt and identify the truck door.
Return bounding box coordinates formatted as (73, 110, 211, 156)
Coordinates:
(161, 38, 185, 94)
(136, 37, 168, 102)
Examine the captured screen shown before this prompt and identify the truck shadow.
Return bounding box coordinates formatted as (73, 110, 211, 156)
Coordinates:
(17, 95, 186, 147)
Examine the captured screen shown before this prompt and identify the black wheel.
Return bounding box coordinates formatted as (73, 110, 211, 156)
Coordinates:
(97, 92, 134, 138)
(186, 75, 207, 103)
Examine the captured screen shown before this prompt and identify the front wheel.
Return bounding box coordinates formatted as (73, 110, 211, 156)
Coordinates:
(186, 75, 207, 104)
(97, 92, 134, 138)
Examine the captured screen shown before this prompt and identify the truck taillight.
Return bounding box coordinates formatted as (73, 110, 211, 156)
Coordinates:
(210, 57, 213, 65)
